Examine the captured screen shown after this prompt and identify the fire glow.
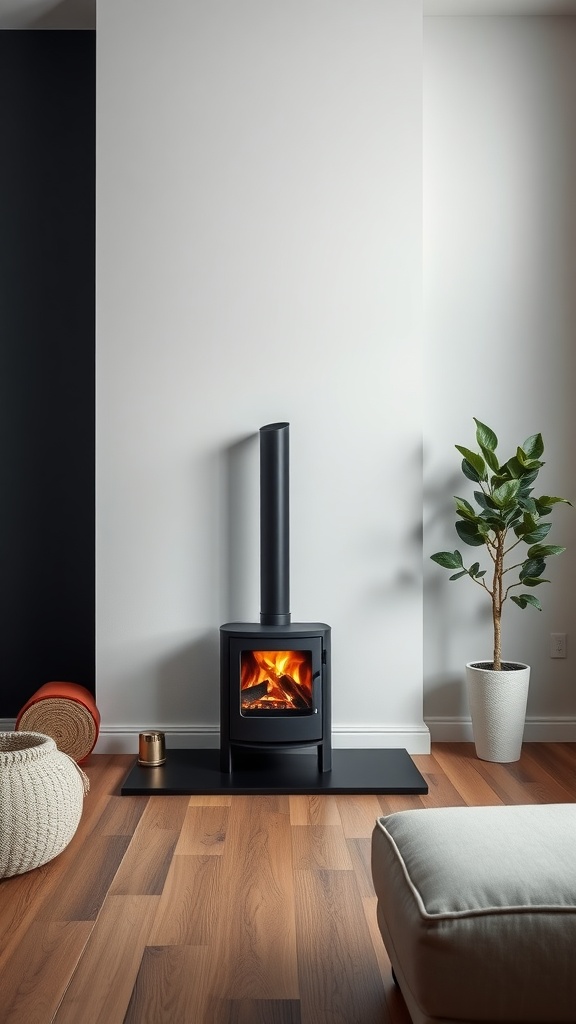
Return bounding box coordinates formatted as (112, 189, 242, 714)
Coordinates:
(241, 650, 313, 712)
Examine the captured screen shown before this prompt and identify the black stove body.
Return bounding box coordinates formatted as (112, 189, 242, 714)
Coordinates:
(220, 422, 332, 773)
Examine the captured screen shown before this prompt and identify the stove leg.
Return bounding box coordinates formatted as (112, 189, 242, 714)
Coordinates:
(220, 739, 232, 774)
(318, 739, 332, 773)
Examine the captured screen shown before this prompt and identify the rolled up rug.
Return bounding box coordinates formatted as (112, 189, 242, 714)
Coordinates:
(16, 682, 100, 763)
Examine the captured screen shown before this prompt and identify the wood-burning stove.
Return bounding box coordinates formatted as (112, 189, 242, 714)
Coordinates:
(220, 422, 331, 773)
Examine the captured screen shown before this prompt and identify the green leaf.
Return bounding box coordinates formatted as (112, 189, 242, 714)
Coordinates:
(522, 577, 550, 587)
(538, 495, 572, 508)
(511, 594, 543, 610)
(480, 445, 500, 473)
(475, 570, 487, 578)
(474, 418, 498, 451)
(449, 570, 468, 581)
(522, 433, 544, 459)
(479, 514, 505, 532)
(505, 508, 523, 525)
(461, 459, 481, 483)
(516, 447, 527, 466)
(430, 551, 463, 569)
(518, 496, 537, 515)
(522, 523, 552, 544)
(502, 457, 523, 480)
(469, 562, 480, 576)
(455, 446, 486, 480)
(516, 447, 543, 470)
(519, 468, 540, 487)
(527, 544, 566, 559)
(474, 490, 498, 511)
(491, 479, 520, 508)
(520, 557, 546, 580)
(454, 497, 477, 520)
(475, 520, 492, 538)
(514, 512, 538, 539)
(455, 520, 486, 547)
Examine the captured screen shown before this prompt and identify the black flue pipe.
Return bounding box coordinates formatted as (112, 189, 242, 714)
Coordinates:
(259, 422, 290, 625)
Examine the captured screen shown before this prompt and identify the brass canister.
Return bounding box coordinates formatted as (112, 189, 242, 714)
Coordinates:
(138, 731, 166, 766)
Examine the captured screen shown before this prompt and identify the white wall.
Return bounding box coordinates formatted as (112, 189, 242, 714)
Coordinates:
(424, 16, 576, 739)
(96, 0, 427, 752)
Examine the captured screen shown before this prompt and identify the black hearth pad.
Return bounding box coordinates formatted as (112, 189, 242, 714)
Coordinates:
(120, 747, 428, 796)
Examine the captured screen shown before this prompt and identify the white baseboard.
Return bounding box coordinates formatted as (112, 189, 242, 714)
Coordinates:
(89, 722, 431, 756)
(6, 716, 573, 749)
(426, 716, 576, 743)
(331, 724, 431, 754)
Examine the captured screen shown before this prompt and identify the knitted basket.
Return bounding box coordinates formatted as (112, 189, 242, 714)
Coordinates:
(0, 731, 89, 879)
(15, 682, 100, 763)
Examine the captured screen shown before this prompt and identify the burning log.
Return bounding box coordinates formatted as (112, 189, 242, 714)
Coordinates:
(241, 666, 311, 711)
(241, 682, 268, 707)
(277, 674, 310, 709)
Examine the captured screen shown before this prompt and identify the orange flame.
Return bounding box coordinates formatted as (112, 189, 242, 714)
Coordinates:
(241, 649, 313, 711)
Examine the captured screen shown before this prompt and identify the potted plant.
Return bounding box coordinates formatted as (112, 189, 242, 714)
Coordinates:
(431, 418, 570, 762)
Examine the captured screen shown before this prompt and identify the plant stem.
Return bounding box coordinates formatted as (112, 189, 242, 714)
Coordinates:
(493, 530, 504, 670)
(502, 560, 525, 575)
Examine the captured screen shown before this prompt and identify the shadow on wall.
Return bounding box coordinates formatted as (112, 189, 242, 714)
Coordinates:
(366, 444, 424, 605)
(28, 0, 95, 30)
(424, 672, 470, 720)
(222, 431, 259, 624)
(423, 452, 492, 718)
(151, 431, 262, 730)
(156, 631, 220, 726)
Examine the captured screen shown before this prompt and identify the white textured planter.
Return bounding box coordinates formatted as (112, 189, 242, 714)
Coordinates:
(0, 731, 89, 878)
(466, 662, 530, 763)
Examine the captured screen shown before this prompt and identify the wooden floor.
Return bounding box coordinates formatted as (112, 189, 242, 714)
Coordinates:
(1, 743, 575, 1024)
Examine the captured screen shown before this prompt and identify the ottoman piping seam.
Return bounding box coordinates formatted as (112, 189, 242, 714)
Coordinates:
(374, 818, 576, 921)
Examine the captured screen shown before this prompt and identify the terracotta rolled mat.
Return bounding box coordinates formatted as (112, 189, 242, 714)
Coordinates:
(16, 682, 100, 763)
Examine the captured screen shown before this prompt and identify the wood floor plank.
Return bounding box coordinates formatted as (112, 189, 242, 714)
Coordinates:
(289, 794, 342, 826)
(220, 998, 302, 1023)
(0, 920, 92, 1024)
(418, 754, 467, 808)
(531, 743, 576, 790)
(518, 744, 576, 801)
(96, 794, 149, 836)
(430, 743, 505, 806)
(295, 868, 388, 1024)
(79, 755, 138, 837)
(187, 793, 232, 806)
(210, 795, 299, 1000)
(336, 794, 386, 839)
(174, 804, 229, 855)
(472, 755, 567, 806)
(291, 824, 353, 871)
(362, 897, 412, 1024)
(136, 794, 191, 830)
(0, 864, 55, 965)
(362, 894, 390, 986)
(53, 895, 160, 1024)
(347, 837, 376, 898)
(38, 835, 131, 921)
(377, 793, 425, 815)
(108, 826, 179, 896)
(148, 854, 221, 945)
(123, 945, 214, 1024)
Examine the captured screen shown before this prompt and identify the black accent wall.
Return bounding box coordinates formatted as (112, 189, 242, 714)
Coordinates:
(0, 31, 96, 717)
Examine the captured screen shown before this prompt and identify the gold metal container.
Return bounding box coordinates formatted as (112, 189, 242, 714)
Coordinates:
(138, 731, 166, 766)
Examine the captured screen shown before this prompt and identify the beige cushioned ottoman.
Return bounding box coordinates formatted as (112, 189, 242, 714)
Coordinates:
(371, 804, 576, 1024)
